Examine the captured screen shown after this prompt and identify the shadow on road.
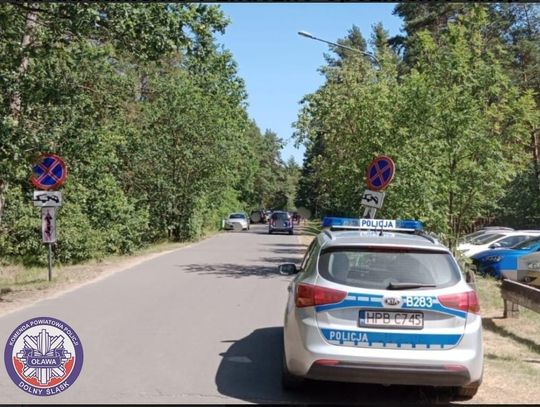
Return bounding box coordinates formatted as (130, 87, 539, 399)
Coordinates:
(483, 317, 540, 355)
(180, 232, 306, 279)
(261, 257, 301, 265)
(262, 243, 307, 248)
(215, 327, 456, 405)
(268, 248, 306, 255)
(182, 263, 285, 279)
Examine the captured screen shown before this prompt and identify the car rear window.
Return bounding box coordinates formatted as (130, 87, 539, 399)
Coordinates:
(229, 214, 245, 219)
(318, 247, 461, 290)
(272, 213, 289, 220)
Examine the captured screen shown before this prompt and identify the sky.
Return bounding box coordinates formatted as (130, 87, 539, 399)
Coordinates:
(215, 3, 404, 165)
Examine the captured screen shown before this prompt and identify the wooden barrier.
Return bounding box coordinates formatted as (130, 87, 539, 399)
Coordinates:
(501, 279, 540, 318)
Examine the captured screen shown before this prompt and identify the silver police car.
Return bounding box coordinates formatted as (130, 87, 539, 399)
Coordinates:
(279, 218, 483, 401)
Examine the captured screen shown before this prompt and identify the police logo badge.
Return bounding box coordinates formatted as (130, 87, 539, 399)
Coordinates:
(4, 317, 83, 396)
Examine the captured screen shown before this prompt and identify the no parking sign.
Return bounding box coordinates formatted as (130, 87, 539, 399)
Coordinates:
(362, 156, 395, 218)
(366, 155, 395, 191)
(30, 154, 67, 191)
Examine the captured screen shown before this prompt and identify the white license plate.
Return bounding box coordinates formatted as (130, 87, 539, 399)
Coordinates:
(359, 310, 424, 329)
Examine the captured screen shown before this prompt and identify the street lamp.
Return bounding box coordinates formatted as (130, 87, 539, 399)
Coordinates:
(298, 30, 380, 65)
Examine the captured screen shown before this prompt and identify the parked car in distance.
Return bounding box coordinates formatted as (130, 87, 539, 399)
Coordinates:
(225, 212, 249, 230)
(521, 269, 540, 288)
(269, 211, 294, 235)
(458, 231, 540, 257)
(471, 235, 540, 279)
(517, 251, 540, 287)
(250, 210, 268, 224)
(460, 227, 514, 244)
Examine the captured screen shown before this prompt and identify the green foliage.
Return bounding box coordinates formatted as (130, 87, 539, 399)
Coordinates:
(495, 164, 540, 228)
(0, 4, 292, 265)
(295, 6, 538, 246)
(0, 186, 44, 266)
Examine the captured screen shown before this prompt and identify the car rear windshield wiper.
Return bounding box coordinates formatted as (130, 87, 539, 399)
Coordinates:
(387, 282, 437, 290)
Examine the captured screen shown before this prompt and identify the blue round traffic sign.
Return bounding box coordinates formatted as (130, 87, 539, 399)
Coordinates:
(30, 154, 67, 191)
(366, 155, 395, 191)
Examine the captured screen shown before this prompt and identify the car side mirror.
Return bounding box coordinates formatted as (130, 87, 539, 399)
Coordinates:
(489, 243, 501, 249)
(278, 263, 299, 275)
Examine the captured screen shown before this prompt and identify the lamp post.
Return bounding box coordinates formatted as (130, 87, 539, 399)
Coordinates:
(298, 30, 380, 65)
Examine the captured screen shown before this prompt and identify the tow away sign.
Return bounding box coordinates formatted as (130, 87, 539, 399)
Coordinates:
(33, 191, 62, 207)
(361, 189, 385, 209)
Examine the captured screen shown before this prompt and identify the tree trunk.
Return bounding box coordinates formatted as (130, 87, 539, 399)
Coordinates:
(532, 131, 540, 191)
(9, 8, 38, 117)
(1, 9, 38, 225)
(0, 181, 6, 225)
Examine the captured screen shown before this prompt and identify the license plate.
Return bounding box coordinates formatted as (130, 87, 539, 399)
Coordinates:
(359, 310, 424, 329)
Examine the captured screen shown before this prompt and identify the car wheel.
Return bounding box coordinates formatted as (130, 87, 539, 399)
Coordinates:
(453, 383, 480, 401)
(289, 230, 293, 235)
(282, 351, 304, 391)
(269, 230, 273, 234)
(484, 267, 496, 278)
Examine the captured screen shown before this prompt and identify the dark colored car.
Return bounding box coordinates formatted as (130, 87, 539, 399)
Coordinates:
(269, 211, 294, 235)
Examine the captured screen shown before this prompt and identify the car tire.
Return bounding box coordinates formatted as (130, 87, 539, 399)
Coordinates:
(289, 230, 293, 235)
(282, 351, 304, 391)
(269, 230, 273, 234)
(453, 383, 480, 401)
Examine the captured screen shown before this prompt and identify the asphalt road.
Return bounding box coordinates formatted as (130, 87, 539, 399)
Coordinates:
(0, 225, 452, 404)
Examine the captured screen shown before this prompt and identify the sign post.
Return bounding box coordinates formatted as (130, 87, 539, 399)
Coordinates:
(362, 156, 395, 219)
(30, 153, 67, 282)
(41, 202, 57, 281)
(48, 242, 53, 282)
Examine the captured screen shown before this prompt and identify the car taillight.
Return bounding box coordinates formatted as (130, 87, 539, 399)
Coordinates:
(438, 291, 480, 314)
(295, 283, 347, 307)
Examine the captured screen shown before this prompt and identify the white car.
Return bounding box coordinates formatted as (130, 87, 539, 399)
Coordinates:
(280, 217, 483, 401)
(224, 212, 249, 231)
(459, 227, 513, 244)
(458, 231, 540, 257)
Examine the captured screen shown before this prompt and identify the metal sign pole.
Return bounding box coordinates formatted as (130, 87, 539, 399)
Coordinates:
(48, 243, 52, 282)
(363, 206, 377, 219)
(41, 206, 57, 282)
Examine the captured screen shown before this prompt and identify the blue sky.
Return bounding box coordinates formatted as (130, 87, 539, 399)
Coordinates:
(215, 3, 404, 165)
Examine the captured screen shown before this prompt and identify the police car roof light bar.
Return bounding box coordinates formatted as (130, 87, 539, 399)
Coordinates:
(321, 217, 423, 233)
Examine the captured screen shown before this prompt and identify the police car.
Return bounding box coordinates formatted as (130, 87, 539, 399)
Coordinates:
(279, 217, 483, 401)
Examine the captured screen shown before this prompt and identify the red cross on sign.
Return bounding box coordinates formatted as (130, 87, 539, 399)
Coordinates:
(366, 156, 395, 191)
(30, 154, 67, 191)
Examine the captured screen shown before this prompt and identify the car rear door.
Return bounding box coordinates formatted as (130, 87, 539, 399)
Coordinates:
(313, 246, 476, 350)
